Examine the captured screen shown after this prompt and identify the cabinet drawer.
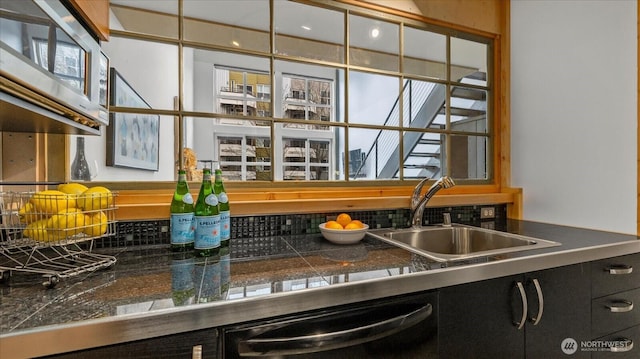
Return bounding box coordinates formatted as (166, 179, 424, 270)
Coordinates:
(592, 288, 640, 338)
(592, 253, 640, 298)
(592, 325, 639, 359)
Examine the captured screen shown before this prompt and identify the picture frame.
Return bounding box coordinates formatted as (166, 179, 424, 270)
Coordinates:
(106, 68, 159, 171)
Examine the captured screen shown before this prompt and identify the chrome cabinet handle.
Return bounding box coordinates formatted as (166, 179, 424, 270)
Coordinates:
(609, 338, 634, 352)
(606, 265, 633, 275)
(514, 281, 527, 330)
(529, 278, 544, 325)
(237, 303, 432, 357)
(606, 300, 634, 313)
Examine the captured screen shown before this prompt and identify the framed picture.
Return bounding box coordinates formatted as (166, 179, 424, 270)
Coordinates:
(106, 68, 159, 171)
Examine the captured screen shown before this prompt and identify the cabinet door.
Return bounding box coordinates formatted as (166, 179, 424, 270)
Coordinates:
(525, 263, 591, 359)
(439, 274, 524, 359)
(39, 328, 218, 359)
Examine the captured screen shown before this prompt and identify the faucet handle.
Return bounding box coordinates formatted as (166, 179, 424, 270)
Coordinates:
(443, 212, 452, 226)
(411, 177, 432, 210)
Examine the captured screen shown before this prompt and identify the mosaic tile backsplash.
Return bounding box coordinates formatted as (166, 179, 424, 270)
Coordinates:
(94, 205, 507, 249)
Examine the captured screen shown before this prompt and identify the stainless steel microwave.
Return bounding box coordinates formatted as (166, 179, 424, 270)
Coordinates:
(0, 0, 108, 135)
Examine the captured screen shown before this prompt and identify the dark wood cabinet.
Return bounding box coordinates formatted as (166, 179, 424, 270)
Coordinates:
(439, 263, 591, 359)
(591, 253, 640, 358)
(40, 328, 219, 359)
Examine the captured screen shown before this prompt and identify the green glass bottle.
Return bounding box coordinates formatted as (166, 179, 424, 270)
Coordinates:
(170, 170, 195, 251)
(194, 256, 221, 303)
(194, 168, 220, 257)
(214, 165, 231, 249)
(170, 251, 195, 306)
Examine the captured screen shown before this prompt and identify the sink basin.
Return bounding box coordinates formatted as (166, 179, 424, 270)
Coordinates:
(366, 224, 561, 262)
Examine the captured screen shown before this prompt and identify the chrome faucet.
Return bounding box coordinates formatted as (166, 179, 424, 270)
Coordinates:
(411, 176, 456, 228)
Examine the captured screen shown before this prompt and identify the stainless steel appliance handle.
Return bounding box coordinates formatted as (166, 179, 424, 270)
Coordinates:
(606, 300, 634, 313)
(609, 338, 633, 352)
(606, 264, 633, 275)
(237, 303, 432, 357)
(529, 278, 544, 325)
(514, 281, 528, 330)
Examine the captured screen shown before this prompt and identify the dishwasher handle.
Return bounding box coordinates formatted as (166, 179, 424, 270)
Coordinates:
(237, 303, 433, 357)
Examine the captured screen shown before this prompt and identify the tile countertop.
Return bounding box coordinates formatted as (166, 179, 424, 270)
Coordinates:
(1, 220, 639, 358)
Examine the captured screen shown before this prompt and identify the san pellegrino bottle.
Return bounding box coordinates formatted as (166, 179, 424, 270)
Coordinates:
(214, 165, 231, 249)
(170, 251, 195, 306)
(194, 256, 221, 303)
(170, 170, 195, 251)
(194, 168, 220, 257)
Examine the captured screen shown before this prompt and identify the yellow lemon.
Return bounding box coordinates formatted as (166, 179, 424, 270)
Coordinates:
(336, 213, 352, 228)
(57, 183, 89, 196)
(18, 202, 41, 224)
(83, 211, 108, 237)
(29, 190, 75, 214)
(77, 186, 113, 211)
(47, 208, 86, 236)
(325, 220, 343, 230)
(23, 219, 50, 242)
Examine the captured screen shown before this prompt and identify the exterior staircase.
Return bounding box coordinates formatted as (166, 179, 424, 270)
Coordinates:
(352, 71, 486, 180)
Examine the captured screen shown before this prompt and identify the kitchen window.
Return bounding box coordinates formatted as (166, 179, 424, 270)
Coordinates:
(105, 0, 493, 184)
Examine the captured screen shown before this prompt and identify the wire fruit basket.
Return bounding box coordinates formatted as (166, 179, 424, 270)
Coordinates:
(0, 189, 117, 288)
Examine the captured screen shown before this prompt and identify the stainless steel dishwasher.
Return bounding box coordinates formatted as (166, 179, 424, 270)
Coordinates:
(220, 291, 437, 358)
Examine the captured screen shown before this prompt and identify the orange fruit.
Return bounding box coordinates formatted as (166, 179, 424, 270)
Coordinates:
(336, 213, 352, 227)
(344, 222, 363, 230)
(325, 220, 343, 230)
(346, 220, 365, 229)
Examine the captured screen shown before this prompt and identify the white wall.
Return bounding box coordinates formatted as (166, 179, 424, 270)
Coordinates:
(77, 37, 178, 182)
(511, 0, 637, 234)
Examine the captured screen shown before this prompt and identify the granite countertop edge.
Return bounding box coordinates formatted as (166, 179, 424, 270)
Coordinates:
(1, 221, 639, 358)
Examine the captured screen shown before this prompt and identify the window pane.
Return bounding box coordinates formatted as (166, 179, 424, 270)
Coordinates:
(183, 48, 270, 114)
(348, 128, 399, 180)
(102, 37, 178, 110)
(282, 139, 331, 181)
(218, 135, 272, 181)
(183, 0, 269, 53)
(185, 117, 272, 181)
(402, 131, 443, 180)
(110, 0, 178, 39)
(450, 135, 488, 180)
(348, 71, 399, 126)
(275, 60, 344, 122)
(403, 26, 446, 79)
(451, 37, 487, 86)
(450, 86, 487, 133)
(274, 1, 344, 63)
(403, 79, 446, 130)
(349, 14, 399, 72)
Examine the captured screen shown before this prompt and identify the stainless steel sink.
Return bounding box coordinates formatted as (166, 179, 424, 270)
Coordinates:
(367, 224, 561, 262)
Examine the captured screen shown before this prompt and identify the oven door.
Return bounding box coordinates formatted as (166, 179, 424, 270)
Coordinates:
(221, 291, 437, 358)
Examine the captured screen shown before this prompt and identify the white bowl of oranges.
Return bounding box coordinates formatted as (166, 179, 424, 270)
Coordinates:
(319, 213, 369, 244)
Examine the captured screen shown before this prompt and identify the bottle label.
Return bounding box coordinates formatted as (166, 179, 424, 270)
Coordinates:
(205, 193, 219, 207)
(170, 213, 195, 244)
(171, 256, 195, 291)
(182, 193, 194, 205)
(220, 210, 230, 240)
(195, 215, 221, 250)
(217, 192, 229, 204)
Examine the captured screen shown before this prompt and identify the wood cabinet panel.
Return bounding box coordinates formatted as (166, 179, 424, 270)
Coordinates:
(67, 0, 109, 41)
